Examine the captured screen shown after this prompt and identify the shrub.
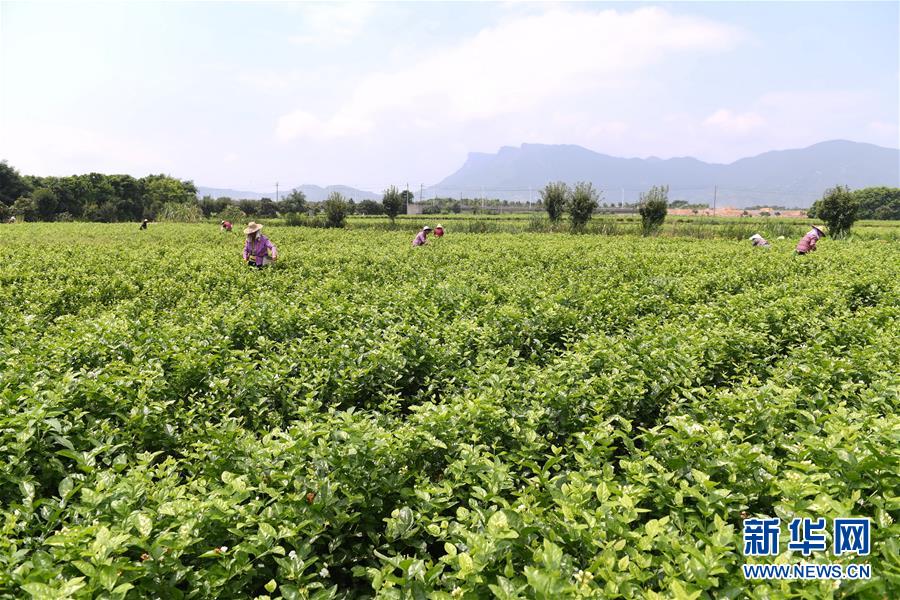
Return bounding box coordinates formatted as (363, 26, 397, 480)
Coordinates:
(323, 192, 349, 228)
(218, 205, 246, 223)
(158, 201, 204, 222)
(568, 182, 599, 231)
(284, 212, 327, 227)
(638, 185, 668, 235)
(811, 185, 859, 238)
(540, 182, 568, 222)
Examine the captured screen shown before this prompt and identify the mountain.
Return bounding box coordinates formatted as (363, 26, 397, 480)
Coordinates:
(428, 140, 900, 207)
(197, 184, 379, 202)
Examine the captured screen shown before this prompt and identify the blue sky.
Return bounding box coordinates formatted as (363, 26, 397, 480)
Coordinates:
(1, 1, 897, 192)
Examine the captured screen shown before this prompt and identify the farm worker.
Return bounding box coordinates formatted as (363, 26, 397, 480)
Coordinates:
(221, 220, 233, 232)
(412, 226, 432, 247)
(434, 223, 445, 237)
(795, 225, 826, 255)
(749, 233, 770, 247)
(7, 216, 16, 224)
(139, 218, 149, 230)
(243, 222, 278, 267)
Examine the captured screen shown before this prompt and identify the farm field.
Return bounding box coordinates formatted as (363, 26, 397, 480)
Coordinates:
(345, 214, 900, 240)
(0, 223, 898, 599)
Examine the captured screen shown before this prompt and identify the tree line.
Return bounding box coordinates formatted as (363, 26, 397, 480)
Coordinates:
(2, 161, 898, 227)
(0, 161, 199, 222)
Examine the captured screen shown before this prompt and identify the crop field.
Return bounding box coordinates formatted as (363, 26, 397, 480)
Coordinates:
(0, 223, 898, 599)
(345, 214, 900, 241)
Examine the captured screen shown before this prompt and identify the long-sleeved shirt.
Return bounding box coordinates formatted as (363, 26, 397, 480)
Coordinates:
(244, 234, 277, 265)
(795, 230, 820, 254)
(412, 231, 427, 247)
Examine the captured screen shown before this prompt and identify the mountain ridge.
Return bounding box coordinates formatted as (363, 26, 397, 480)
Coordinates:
(198, 140, 900, 208)
(428, 139, 899, 207)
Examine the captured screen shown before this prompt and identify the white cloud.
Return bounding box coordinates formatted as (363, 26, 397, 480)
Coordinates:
(0, 120, 173, 176)
(703, 109, 766, 134)
(275, 7, 745, 141)
(287, 2, 376, 46)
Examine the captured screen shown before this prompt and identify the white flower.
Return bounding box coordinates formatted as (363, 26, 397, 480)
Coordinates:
(451, 587, 464, 599)
(319, 566, 329, 578)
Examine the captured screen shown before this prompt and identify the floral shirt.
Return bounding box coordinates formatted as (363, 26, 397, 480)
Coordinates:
(795, 230, 820, 254)
(243, 234, 276, 265)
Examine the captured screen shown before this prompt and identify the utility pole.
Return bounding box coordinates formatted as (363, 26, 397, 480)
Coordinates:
(406, 182, 409, 214)
(420, 183, 424, 206)
(713, 185, 717, 217)
(276, 182, 279, 202)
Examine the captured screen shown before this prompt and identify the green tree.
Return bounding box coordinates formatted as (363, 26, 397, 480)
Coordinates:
(567, 182, 599, 230)
(199, 195, 230, 218)
(382, 186, 403, 223)
(258, 198, 278, 218)
(144, 175, 195, 218)
(810, 185, 859, 237)
(323, 191, 349, 228)
(639, 185, 669, 236)
(281, 189, 307, 214)
(0, 161, 31, 207)
(238, 199, 259, 216)
(32, 188, 59, 221)
(851, 186, 900, 220)
(357, 199, 383, 215)
(11, 196, 37, 221)
(540, 182, 568, 223)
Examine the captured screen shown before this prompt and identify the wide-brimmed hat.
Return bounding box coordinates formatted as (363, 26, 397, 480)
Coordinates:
(811, 225, 826, 237)
(423, 226, 432, 231)
(244, 222, 263, 235)
(436, 223, 444, 229)
(749, 234, 762, 241)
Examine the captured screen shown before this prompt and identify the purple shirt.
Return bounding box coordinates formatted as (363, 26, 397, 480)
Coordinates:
(244, 234, 276, 265)
(412, 231, 427, 247)
(795, 230, 820, 254)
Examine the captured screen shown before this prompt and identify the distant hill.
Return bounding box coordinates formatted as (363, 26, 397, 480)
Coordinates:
(197, 184, 379, 202)
(428, 140, 900, 207)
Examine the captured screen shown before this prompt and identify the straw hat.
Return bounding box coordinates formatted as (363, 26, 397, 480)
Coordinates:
(423, 226, 432, 231)
(244, 222, 263, 235)
(749, 234, 762, 241)
(436, 223, 444, 229)
(811, 225, 826, 237)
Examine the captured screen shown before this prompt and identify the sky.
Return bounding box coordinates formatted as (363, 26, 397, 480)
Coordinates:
(1, 1, 898, 193)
